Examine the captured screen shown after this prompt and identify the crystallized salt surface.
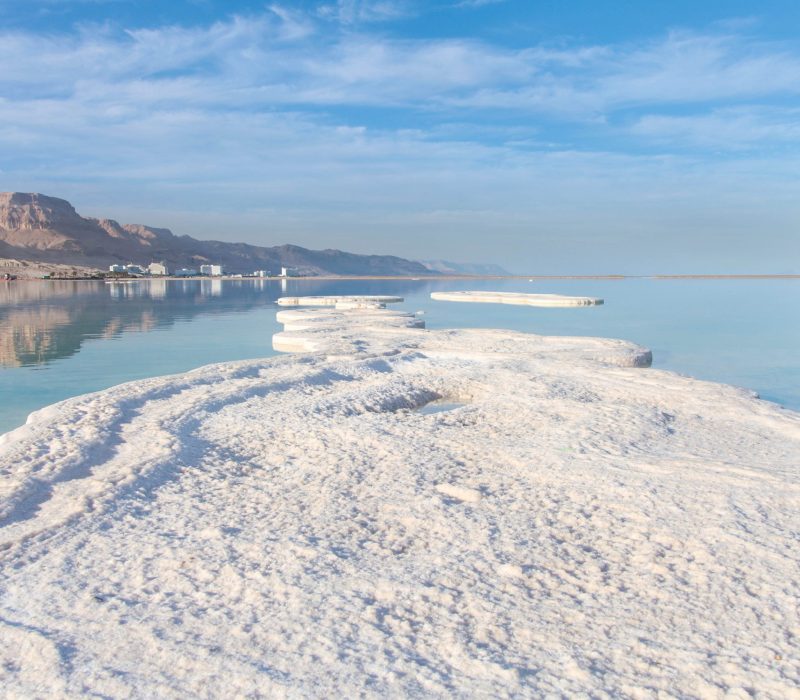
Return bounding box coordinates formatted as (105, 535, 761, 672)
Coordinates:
(277, 295, 403, 307)
(431, 291, 604, 306)
(0, 304, 798, 698)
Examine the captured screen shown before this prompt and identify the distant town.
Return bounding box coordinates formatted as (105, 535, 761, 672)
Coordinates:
(102, 262, 299, 280)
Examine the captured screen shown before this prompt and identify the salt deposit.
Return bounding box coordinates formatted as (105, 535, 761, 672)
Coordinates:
(431, 290, 604, 306)
(0, 302, 798, 698)
(276, 295, 403, 307)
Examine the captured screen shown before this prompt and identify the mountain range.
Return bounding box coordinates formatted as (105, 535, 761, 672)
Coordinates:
(0, 193, 436, 276)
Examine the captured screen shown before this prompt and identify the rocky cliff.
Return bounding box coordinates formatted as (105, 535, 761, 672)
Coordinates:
(0, 193, 434, 276)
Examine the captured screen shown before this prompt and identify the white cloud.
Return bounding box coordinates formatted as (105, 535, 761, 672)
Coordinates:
(1, 14, 798, 117)
(453, 0, 507, 8)
(631, 107, 800, 148)
(316, 0, 411, 25)
(444, 32, 800, 117)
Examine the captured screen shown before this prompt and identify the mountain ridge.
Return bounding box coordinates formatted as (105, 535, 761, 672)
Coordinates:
(0, 193, 435, 276)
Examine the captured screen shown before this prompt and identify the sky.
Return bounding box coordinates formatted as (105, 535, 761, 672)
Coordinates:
(0, 0, 798, 273)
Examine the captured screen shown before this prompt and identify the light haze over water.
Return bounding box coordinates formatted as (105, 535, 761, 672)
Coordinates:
(0, 278, 797, 435)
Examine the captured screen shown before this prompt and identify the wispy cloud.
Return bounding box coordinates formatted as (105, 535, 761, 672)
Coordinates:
(453, 0, 508, 8)
(444, 32, 800, 119)
(1, 13, 798, 118)
(631, 107, 800, 148)
(316, 0, 411, 25)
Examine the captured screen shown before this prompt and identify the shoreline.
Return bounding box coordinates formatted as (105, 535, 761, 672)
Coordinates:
(2, 277, 798, 430)
(5, 272, 800, 282)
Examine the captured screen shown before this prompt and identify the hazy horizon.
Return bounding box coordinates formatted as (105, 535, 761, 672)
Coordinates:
(1, 1, 798, 274)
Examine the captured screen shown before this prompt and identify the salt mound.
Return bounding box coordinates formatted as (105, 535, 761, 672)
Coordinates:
(431, 291, 603, 306)
(0, 302, 798, 697)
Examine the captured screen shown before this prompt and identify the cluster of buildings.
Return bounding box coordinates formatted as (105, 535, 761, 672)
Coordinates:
(108, 262, 227, 277)
(107, 262, 296, 278)
(108, 262, 174, 276)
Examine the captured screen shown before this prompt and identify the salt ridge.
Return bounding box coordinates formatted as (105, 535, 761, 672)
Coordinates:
(0, 302, 798, 697)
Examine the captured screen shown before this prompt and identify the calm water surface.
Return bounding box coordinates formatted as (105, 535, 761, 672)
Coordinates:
(1, 277, 798, 434)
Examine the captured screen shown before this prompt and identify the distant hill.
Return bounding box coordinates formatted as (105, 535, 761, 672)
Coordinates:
(0, 193, 435, 277)
(418, 259, 510, 276)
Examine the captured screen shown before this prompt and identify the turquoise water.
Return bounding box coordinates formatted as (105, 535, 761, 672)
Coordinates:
(0, 277, 798, 434)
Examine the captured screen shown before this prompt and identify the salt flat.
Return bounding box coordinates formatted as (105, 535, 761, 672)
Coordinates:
(0, 303, 798, 698)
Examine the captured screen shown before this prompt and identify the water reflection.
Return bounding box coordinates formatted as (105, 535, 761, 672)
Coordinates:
(0, 279, 276, 367)
(0, 278, 450, 368)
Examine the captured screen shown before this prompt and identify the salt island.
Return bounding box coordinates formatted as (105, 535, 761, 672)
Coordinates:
(276, 295, 404, 307)
(431, 291, 604, 306)
(0, 297, 798, 697)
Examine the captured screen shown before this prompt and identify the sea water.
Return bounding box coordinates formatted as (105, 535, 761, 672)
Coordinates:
(0, 277, 797, 434)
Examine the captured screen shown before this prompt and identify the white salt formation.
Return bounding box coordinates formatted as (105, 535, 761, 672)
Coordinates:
(431, 290, 604, 306)
(0, 301, 798, 698)
(273, 307, 425, 353)
(276, 295, 403, 308)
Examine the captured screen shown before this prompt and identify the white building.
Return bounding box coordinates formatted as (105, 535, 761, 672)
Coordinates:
(125, 264, 146, 275)
(280, 266, 289, 277)
(254, 270, 270, 278)
(200, 264, 224, 276)
(108, 264, 125, 273)
(148, 262, 169, 276)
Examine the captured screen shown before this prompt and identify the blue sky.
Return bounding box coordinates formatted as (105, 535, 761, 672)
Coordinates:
(0, 0, 798, 273)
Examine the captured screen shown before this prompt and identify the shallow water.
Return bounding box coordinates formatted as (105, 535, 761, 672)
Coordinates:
(416, 401, 467, 416)
(0, 277, 797, 433)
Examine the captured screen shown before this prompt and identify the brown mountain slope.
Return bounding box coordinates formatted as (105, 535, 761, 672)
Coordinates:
(0, 193, 434, 276)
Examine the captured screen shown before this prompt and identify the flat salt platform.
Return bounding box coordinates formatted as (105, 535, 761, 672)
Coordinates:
(277, 295, 403, 307)
(0, 307, 798, 697)
(431, 291, 603, 306)
(273, 307, 425, 353)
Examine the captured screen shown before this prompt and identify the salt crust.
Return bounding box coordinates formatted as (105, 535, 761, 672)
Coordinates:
(0, 304, 798, 697)
(431, 291, 604, 306)
(277, 295, 403, 307)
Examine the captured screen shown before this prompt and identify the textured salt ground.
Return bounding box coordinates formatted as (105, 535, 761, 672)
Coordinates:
(0, 308, 799, 698)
